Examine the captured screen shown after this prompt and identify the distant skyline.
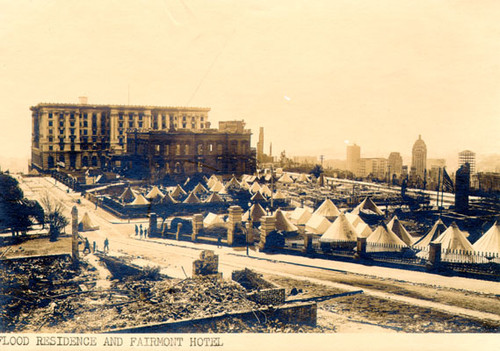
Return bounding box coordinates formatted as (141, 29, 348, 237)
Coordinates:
(1, 1, 499, 172)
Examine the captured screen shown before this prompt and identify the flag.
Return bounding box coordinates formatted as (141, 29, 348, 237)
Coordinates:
(442, 168, 454, 192)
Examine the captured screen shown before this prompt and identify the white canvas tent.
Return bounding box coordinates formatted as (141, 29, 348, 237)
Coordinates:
(278, 173, 294, 184)
(413, 219, 447, 249)
(209, 181, 225, 193)
(297, 173, 310, 183)
(243, 203, 267, 222)
(250, 190, 266, 201)
(290, 207, 313, 225)
(161, 192, 178, 204)
(366, 224, 407, 252)
(305, 214, 331, 235)
(130, 194, 150, 206)
(249, 181, 262, 194)
(351, 197, 384, 216)
(192, 183, 209, 195)
(473, 221, 500, 255)
(78, 212, 99, 231)
(387, 216, 414, 246)
(203, 213, 225, 227)
(119, 187, 136, 203)
(204, 192, 224, 203)
(170, 185, 187, 199)
(259, 184, 272, 197)
(320, 212, 358, 243)
(146, 186, 165, 201)
(313, 199, 340, 219)
(183, 192, 201, 204)
(273, 209, 298, 232)
(272, 190, 287, 200)
(345, 212, 372, 238)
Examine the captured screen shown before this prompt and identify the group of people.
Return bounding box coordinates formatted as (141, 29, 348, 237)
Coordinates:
(82, 237, 109, 254)
(135, 224, 148, 239)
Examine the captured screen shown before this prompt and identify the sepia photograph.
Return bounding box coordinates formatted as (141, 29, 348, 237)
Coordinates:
(0, 1, 499, 350)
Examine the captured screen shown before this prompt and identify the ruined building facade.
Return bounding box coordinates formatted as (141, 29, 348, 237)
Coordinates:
(30, 100, 210, 171)
(125, 121, 256, 177)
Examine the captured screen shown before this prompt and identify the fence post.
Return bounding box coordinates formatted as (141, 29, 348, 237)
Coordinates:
(259, 215, 276, 251)
(355, 237, 367, 259)
(427, 242, 441, 270)
(192, 214, 203, 242)
(303, 233, 314, 254)
(227, 206, 243, 246)
(149, 213, 157, 237)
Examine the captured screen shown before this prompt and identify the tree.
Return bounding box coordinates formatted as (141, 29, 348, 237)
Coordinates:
(40, 195, 69, 241)
(309, 164, 324, 179)
(0, 172, 44, 236)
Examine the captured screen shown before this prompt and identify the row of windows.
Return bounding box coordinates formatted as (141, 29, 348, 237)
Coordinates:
(145, 141, 248, 156)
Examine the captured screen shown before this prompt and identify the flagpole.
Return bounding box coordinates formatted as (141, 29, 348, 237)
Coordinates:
(441, 167, 445, 209)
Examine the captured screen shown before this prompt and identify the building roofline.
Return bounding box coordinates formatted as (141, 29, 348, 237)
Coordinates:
(30, 103, 211, 112)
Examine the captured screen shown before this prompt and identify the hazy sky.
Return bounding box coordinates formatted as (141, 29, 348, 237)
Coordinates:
(1, 0, 499, 169)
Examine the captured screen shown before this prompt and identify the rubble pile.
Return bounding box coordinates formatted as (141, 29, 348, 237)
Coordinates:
(231, 268, 276, 291)
(0, 255, 95, 332)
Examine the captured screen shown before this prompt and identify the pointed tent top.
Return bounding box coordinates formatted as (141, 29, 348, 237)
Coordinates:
(249, 203, 267, 222)
(320, 212, 358, 243)
(314, 198, 340, 218)
(249, 181, 262, 193)
(413, 218, 447, 248)
(210, 180, 225, 193)
(297, 173, 310, 183)
(192, 183, 209, 194)
(273, 190, 286, 200)
(278, 173, 294, 184)
(204, 192, 224, 203)
(290, 206, 313, 225)
(259, 184, 272, 197)
(119, 187, 136, 203)
(473, 221, 500, 254)
(226, 176, 241, 188)
(79, 212, 99, 231)
(146, 186, 164, 200)
(130, 194, 150, 206)
(203, 212, 225, 227)
(161, 192, 178, 204)
(183, 192, 201, 204)
(170, 184, 187, 198)
(251, 190, 266, 202)
(432, 222, 474, 251)
(387, 216, 414, 246)
(351, 197, 384, 216)
(273, 209, 298, 232)
(367, 224, 407, 247)
(305, 213, 331, 235)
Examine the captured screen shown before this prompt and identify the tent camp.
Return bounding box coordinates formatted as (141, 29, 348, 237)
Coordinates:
(129, 194, 150, 206)
(119, 187, 136, 203)
(387, 216, 414, 246)
(366, 224, 408, 252)
(305, 214, 331, 235)
(203, 213, 225, 227)
(204, 192, 224, 203)
(290, 207, 313, 225)
(145, 186, 165, 203)
(78, 212, 99, 231)
(473, 221, 500, 256)
(413, 219, 447, 249)
(273, 209, 298, 232)
(313, 199, 340, 219)
(320, 212, 358, 243)
(278, 173, 294, 184)
(183, 192, 201, 204)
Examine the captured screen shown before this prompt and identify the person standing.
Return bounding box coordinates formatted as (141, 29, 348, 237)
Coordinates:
(103, 238, 109, 253)
(140, 227, 143, 239)
(83, 238, 91, 254)
(135, 224, 139, 236)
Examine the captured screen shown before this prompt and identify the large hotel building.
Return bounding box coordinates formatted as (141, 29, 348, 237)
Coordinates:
(31, 98, 211, 171)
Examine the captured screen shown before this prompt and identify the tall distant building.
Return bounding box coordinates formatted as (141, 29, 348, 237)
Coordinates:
(387, 152, 403, 177)
(411, 135, 427, 179)
(346, 144, 360, 176)
(458, 150, 476, 174)
(359, 158, 388, 180)
(257, 127, 264, 162)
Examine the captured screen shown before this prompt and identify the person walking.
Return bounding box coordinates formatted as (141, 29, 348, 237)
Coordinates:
(83, 238, 91, 254)
(135, 224, 139, 236)
(144, 228, 148, 238)
(140, 227, 143, 239)
(103, 238, 109, 253)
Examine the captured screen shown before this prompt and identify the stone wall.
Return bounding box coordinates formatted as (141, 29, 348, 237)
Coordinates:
(247, 288, 286, 305)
